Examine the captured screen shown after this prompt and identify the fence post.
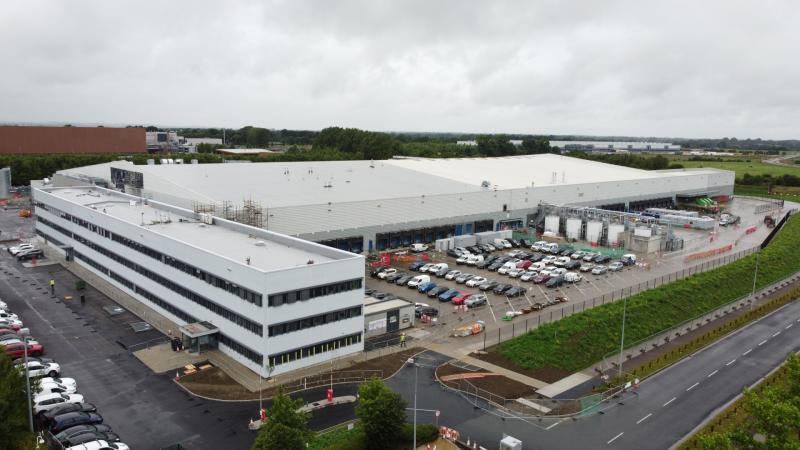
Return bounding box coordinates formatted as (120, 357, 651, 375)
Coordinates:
(538, 315, 541, 326)
(583, 300, 586, 311)
(512, 323, 515, 338)
(483, 332, 486, 351)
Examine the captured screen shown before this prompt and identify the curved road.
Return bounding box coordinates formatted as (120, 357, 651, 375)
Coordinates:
(387, 299, 800, 449)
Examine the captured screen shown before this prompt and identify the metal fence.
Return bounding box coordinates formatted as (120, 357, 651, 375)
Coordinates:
(479, 246, 760, 351)
(280, 369, 383, 395)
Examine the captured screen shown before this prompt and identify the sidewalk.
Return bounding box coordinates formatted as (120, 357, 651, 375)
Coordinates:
(427, 344, 548, 390)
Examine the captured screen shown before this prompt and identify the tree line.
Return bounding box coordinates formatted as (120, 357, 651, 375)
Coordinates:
(567, 151, 684, 170)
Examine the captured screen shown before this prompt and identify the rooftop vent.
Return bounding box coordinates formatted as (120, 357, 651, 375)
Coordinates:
(254, 241, 266, 247)
(481, 180, 491, 188)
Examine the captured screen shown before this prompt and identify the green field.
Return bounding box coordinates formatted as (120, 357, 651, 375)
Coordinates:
(495, 213, 799, 373)
(669, 157, 800, 179)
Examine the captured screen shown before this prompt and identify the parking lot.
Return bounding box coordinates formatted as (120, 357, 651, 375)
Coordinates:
(366, 198, 779, 353)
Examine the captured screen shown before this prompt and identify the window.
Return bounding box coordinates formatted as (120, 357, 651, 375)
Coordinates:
(268, 333, 362, 367)
(268, 279, 363, 307)
(218, 334, 262, 364)
(267, 306, 362, 337)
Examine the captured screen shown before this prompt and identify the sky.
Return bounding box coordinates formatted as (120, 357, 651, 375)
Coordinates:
(1, 1, 799, 139)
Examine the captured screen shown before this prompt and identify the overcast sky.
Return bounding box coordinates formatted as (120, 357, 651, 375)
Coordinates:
(1, 1, 798, 139)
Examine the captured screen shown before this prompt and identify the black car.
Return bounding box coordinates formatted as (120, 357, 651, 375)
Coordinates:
(370, 267, 388, 277)
(594, 255, 611, 263)
(508, 239, 521, 247)
(18, 249, 44, 261)
(408, 261, 426, 271)
(364, 288, 375, 296)
(39, 403, 98, 422)
(427, 286, 449, 298)
(487, 262, 504, 271)
(372, 292, 388, 299)
(382, 294, 398, 301)
(559, 249, 574, 257)
(519, 239, 530, 247)
(528, 253, 544, 262)
(446, 249, 461, 258)
(467, 246, 482, 254)
(546, 276, 564, 288)
(61, 431, 121, 447)
(476, 259, 493, 269)
(565, 260, 582, 270)
(505, 286, 526, 297)
(49, 412, 104, 434)
(54, 424, 114, 444)
(415, 306, 439, 318)
(492, 283, 513, 295)
(395, 275, 413, 286)
(385, 272, 405, 282)
(479, 280, 499, 291)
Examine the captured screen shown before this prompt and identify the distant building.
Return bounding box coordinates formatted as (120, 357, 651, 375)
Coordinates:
(146, 131, 180, 153)
(215, 148, 276, 156)
(550, 141, 681, 153)
(0, 126, 145, 154)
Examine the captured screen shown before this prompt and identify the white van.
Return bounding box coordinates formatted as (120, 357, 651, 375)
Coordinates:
(493, 238, 506, 249)
(554, 256, 571, 267)
(531, 241, 549, 251)
(410, 243, 428, 253)
(407, 274, 431, 288)
(545, 242, 560, 254)
(564, 272, 583, 283)
(621, 254, 637, 266)
(430, 263, 449, 273)
(466, 254, 484, 266)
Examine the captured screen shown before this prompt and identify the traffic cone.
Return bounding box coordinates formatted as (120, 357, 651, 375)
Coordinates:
(175, 370, 180, 381)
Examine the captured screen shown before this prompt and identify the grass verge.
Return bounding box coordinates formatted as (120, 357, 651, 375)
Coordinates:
(492, 213, 798, 374)
(307, 422, 439, 450)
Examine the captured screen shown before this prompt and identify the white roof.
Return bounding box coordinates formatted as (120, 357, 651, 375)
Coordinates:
(216, 148, 275, 154)
(42, 186, 356, 272)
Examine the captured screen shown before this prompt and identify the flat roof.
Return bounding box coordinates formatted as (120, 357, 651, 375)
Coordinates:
(364, 298, 414, 315)
(40, 186, 347, 272)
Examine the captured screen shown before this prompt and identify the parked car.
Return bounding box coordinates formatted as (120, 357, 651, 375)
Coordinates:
(444, 270, 462, 281)
(532, 274, 551, 284)
(509, 239, 522, 247)
(505, 286, 526, 297)
(0, 310, 19, 321)
(410, 243, 429, 253)
(49, 412, 104, 434)
(446, 249, 461, 258)
(0, 299, 8, 311)
(519, 271, 538, 282)
(479, 280, 499, 291)
(452, 292, 472, 305)
(415, 306, 439, 318)
(571, 251, 586, 260)
(550, 267, 568, 277)
(407, 275, 430, 288)
(608, 261, 624, 272)
(60, 431, 122, 448)
(36, 380, 77, 396)
(583, 252, 599, 262)
(17, 249, 44, 261)
(516, 260, 532, 270)
(418, 263, 435, 273)
(427, 286, 450, 298)
(455, 273, 475, 284)
(564, 272, 583, 283)
(492, 283, 513, 295)
(408, 261, 426, 271)
(564, 260, 582, 270)
(64, 439, 128, 450)
(456, 254, 470, 265)
(594, 254, 611, 263)
(554, 256, 571, 267)
(16, 360, 60, 378)
(417, 282, 437, 293)
(542, 255, 557, 264)
(527, 253, 544, 262)
(39, 403, 98, 422)
(4, 340, 44, 358)
(545, 276, 564, 288)
(487, 261, 504, 271)
(9, 243, 35, 255)
(434, 266, 450, 277)
(384, 271, 405, 282)
(518, 239, 530, 247)
(591, 265, 608, 275)
(508, 268, 525, 278)
(370, 267, 389, 278)
(544, 243, 560, 254)
(465, 276, 487, 287)
(395, 275, 413, 286)
(438, 289, 460, 302)
(559, 249, 574, 257)
(34, 393, 86, 414)
(620, 254, 637, 266)
(12, 355, 55, 366)
(0, 317, 23, 328)
(579, 263, 595, 272)
(466, 254, 484, 266)
(377, 268, 397, 279)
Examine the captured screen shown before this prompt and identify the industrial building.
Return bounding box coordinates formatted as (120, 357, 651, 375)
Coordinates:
(52, 154, 734, 254)
(0, 126, 145, 154)
(32, 184, 365, 377)
(364, 297, 415, 338)
(549, 140, 681, 153)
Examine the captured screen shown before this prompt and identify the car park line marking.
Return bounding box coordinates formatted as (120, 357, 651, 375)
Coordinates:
(707, 370, 718, 378)
(786, 323, 793, 329)
(663, 397, 676, 407)
(686, 382, 699, 391)
(726, 359, 736, 366)
(772, 331, 780, 337)
(485, 297, 498, 323)
(545, 420, 561, 430)
(607, 432, 624, 444)
(636, 413, 652, 424)
(743, 349, 753, 356)
(758, 339, 767, 346)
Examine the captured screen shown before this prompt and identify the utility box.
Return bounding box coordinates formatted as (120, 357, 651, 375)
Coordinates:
(500, 435, 522, 450)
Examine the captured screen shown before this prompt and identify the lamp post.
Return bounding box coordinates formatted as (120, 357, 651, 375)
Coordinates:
(409, 357, 418, 450)
(23, 335, 33, 432)
(618, 296, 628, 380)
(751, 249, 760, 298)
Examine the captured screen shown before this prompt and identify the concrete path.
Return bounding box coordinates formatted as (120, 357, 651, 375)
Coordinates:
(428, 344, 549, 390)
(134, 343, 208, 373)
(536, 372, 592, 398)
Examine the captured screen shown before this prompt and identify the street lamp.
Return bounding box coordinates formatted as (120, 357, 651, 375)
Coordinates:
(407, 357, 419, 450)
(617, 296, 628, 380)
(23, 335, 33, 432)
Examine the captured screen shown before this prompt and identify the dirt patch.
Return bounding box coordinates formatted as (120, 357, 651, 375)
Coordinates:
(469, 350, 570, 384)
(436, 363, 536, 399)
(178, 347, 423, 401)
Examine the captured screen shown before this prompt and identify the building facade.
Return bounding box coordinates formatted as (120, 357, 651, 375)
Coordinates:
(32, 185, 365, 377)
(0, 126, 145, 154)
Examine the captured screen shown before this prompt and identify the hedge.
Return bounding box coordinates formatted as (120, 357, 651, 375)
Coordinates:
(497, 213, 800, 372)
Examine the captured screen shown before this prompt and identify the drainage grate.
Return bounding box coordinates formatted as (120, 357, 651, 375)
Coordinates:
(103, 305, 126, 316)
(129, 321, 152, 333)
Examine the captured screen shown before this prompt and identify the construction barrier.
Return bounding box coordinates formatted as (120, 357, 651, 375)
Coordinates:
(684, 243, 733, 262)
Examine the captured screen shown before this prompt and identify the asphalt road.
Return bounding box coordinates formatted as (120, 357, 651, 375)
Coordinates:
(388, 298, 800, 450)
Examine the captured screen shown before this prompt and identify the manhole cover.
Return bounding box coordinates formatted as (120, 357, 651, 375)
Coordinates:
(129, 322, 152, 333)
(103, 305, 126, 316)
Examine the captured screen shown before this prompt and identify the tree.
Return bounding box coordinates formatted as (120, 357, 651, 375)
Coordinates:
(0, 352, 33, 447)
(356, 378, 406, 450)
(251, 389, 310, 450)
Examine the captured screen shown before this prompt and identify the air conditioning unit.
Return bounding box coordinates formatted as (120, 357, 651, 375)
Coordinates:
(199, 213, 213, 225)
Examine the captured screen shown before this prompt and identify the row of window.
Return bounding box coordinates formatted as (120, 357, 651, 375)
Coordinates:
(268, 306, 363, 337)
(268, 332, 362, 367)
(268, 279, 363, 307)
(70, 247, 262, 365)
(35, 202, 263, 306)
(35, 228, 63, 247)
(38, 218, 263, 337)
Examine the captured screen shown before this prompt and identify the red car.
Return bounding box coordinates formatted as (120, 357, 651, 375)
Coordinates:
(516, 260, 533, 270)
(2, 340, 44, 358)
(532, 274, 551, 284)
(451, 292, 472, 305)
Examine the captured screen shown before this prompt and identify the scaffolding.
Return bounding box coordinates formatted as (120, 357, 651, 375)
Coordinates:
(192, 199, 265, 228)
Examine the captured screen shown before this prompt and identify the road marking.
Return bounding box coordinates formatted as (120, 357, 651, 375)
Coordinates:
(546, 420, 561, 430)
(663, 397, 676, 407)
(726, 359, 736, 366)
(607, 432, 624, 444)
(787, 324, 793, 329)
(686, 382, 699, 391)
(707, 370, 718, 378)
(743, 349, 753, 356)
(758, 339, 767, 346)
(636, 413, 652, 424)
(772, 331, 780, 337)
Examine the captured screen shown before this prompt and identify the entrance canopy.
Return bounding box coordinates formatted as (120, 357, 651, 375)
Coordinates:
(179, 321, 219, 339)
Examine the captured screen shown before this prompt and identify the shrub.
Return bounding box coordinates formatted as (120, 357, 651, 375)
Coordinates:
(401, 423, 439, 444)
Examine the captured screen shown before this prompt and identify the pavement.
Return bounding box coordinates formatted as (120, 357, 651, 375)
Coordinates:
(387, 298, 800, 450)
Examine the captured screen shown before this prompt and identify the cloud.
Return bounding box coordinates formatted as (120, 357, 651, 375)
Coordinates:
(0, 0, 798, 139)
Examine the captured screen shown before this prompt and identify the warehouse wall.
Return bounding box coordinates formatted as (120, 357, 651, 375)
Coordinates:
(0, 126, 145, 154)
